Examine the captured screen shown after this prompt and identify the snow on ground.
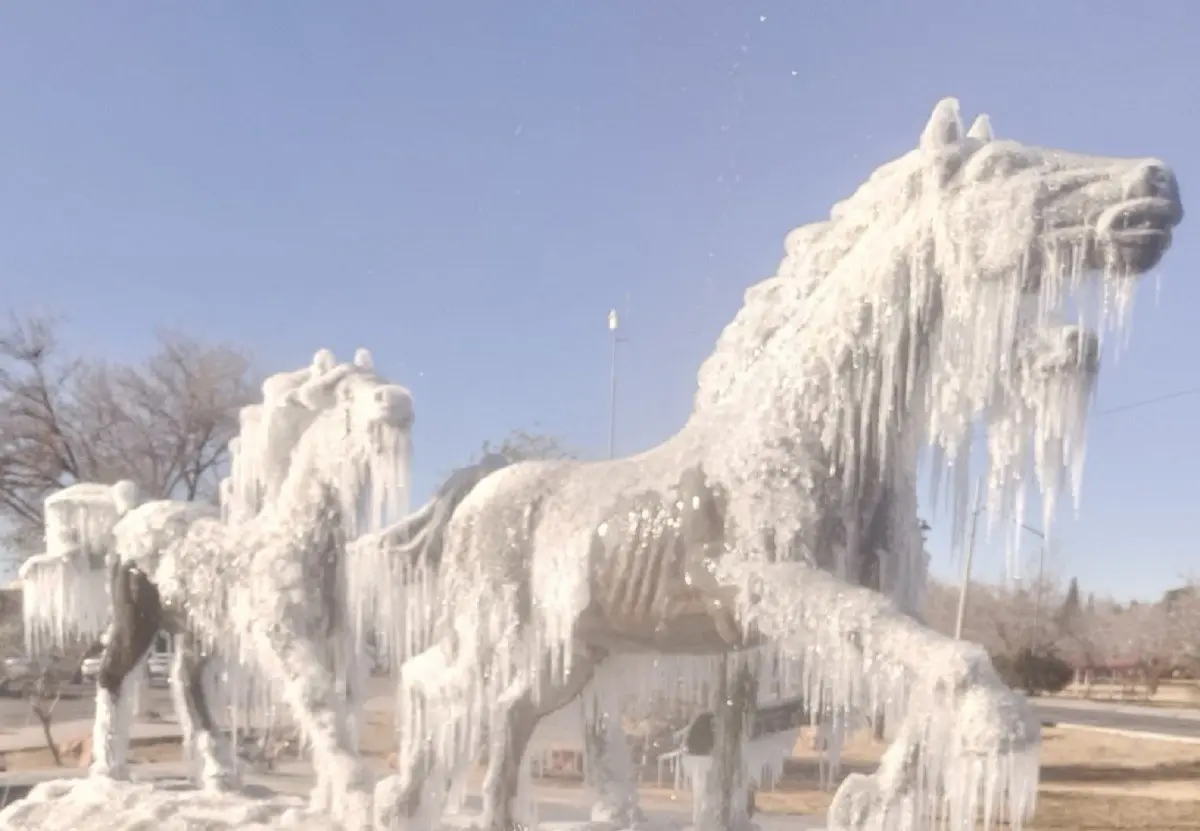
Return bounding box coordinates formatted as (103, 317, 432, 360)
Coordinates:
(0, 777, 329, 830)
(0, 775, 827, 830)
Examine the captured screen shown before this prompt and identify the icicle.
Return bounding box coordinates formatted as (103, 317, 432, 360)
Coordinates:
(20, 480, 143, 654)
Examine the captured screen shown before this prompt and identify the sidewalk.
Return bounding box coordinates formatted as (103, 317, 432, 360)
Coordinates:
(0, 692, 394, 755)
(0, 719, 183, 755)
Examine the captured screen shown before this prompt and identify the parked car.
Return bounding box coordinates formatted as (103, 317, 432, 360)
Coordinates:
(1, 656, 34, 682)
(148, 652, 171, 678)
(80, 655, 102, 682)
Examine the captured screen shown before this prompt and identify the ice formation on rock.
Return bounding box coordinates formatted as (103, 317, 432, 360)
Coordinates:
(370, 98, 1182, 831)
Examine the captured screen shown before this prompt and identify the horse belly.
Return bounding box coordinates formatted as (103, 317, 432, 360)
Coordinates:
(585, 540, 739, 655)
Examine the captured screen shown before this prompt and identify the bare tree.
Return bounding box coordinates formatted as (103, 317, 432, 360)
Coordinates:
(0, 315, 258, 553)
(480, 427, 576, 463)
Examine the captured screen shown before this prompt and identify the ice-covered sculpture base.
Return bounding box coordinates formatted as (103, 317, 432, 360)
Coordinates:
(0, 778, 331, 831)
(0, 776, 830, 831)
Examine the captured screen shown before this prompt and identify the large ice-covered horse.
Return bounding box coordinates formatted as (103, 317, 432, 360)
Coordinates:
(374, 98, 1182, 831)
(90, 348, 412, 831)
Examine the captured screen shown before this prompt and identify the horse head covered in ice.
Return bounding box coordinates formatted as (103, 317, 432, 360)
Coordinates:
(224, 346, 413, 530)
(375, 98, 1182, 831)
(90, 347, 412, 831)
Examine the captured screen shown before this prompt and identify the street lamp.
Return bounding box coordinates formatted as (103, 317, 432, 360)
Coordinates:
(954, 484, 1048, 643)
(607, 310, 621, 459)
(1025, 524, 1049, 654)
(953, 482, 984, 641)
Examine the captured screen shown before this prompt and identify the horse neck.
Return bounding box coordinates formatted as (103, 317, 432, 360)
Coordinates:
(272, 426, 339, 516)
(682, 251, 938, 572)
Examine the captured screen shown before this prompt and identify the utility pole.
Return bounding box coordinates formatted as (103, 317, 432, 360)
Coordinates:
(1027, 525, 1048, 654)
(954, 482, 983, 640)
(954, 481, 1047, 645)
(607, 309, 620, 459)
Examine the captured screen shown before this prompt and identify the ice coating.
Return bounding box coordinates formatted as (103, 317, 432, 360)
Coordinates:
(375, 97, 1182, 831)
(224, 347, 414, 661)
(4, 98, 1183, 831)
(227, 348, 413, 536)
(0, 776, 349, 830)
(19, 480, 142, 653)
(65, 347, 415, 828)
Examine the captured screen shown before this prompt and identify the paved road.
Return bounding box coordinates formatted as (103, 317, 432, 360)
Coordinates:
(1032, 698, 1200, 739)
(0, 683, 175, 731)
(4, 683, 1199, 744)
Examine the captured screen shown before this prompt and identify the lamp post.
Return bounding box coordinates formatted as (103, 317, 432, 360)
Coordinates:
(1026, 524, 1048, 654)
(954, 482, 983, 641)
(607, 309, 621, 459)
(954, 483, 1048, 643)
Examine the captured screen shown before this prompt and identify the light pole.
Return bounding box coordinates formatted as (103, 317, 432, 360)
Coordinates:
(954, 483, 1047, 643)
(1026, 524, 1048, 654)
(607, 309, 622, 459)
(954, 482, 983, 641)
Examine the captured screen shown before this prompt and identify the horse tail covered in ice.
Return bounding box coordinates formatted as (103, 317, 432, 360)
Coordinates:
(347, 452, 513, 673)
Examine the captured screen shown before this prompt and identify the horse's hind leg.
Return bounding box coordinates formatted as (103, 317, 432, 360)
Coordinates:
(92, 563, 162, 780)
(480, 650, 600, 831)
(582, 694, 645, 826)
(169, 632, 239, 791)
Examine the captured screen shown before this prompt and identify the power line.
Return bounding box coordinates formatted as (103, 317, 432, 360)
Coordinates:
(1095, 385, 1200, 418)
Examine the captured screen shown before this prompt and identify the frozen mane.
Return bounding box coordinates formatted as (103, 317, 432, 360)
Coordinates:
(692, 98, 1179, 547)
(225, 347, 414, 535)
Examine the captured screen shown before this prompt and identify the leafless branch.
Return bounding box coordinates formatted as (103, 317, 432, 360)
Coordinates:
(0, 316, 258, 554)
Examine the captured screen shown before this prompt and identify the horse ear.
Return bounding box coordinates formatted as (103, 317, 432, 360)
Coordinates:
(354, 348, 374, 372)
(920, 98, 963, 151)
(312, 348, 336, 374)
(966, 114, 993, 143)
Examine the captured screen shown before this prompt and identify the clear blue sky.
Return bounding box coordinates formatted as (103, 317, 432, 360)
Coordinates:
(0, 2, 1196, 601)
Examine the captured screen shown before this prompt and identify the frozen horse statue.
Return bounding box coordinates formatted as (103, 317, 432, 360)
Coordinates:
(374, 98, 1182, 831)
(89, 348, 413, 831)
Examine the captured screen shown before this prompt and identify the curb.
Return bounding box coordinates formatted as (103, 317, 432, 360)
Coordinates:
(1052, 722, 1200, 745)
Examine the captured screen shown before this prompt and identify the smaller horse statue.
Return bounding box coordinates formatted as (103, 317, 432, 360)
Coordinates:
(91, 348, 413, 831)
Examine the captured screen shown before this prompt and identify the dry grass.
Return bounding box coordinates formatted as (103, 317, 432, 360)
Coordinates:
(5, 717, 1200, 829)
(1051, 680, 1200, 710)
(744, 726, 1200, 829)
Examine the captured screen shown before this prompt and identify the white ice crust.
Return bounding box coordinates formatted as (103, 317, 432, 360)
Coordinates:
(6, 98, 1183, 831)
(20, 480, 142, 654)
(378, 98, 1180, 831)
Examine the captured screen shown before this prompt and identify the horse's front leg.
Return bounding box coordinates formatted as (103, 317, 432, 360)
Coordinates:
(581, 689, 645, 828)
(251, 615, 372, 830)
(827, 719, 921, 831)
(92, 563, 162, 780)
(375, 638, 462, 831)
(726, 560, 1041, 828)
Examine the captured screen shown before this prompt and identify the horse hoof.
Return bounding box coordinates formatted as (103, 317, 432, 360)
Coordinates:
(89, 764, 129, 782)
(201, 771, 241, 793)
(340, 788, 374, 831)
(309, 781, 334, 815)
(373, 775, 407, 831)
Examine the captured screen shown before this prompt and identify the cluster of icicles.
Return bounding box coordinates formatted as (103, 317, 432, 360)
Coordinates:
(17, 100, 1164, 831)
(19, 481, 140, 655)
(19, 346, 416, 751)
